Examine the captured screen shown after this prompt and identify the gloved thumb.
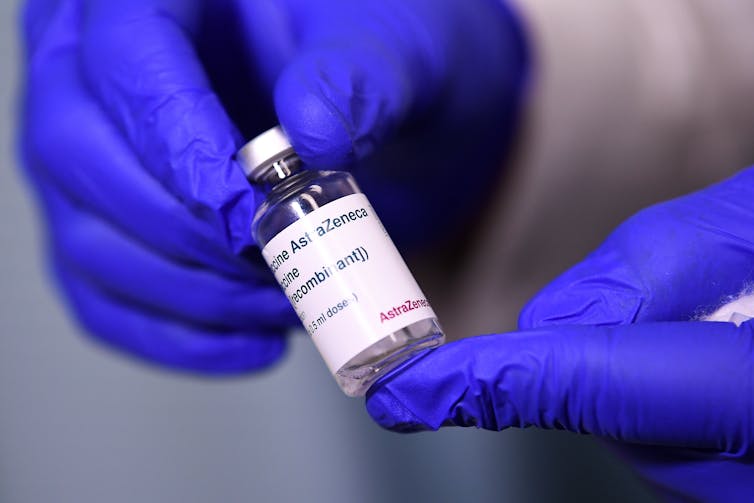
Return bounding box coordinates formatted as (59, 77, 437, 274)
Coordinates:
(274, 42, 422, 168)
(273, 0, 528, 169)
(272, 0, 444, 169)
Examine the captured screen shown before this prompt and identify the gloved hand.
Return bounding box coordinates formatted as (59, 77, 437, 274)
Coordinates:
(21, 0, 528, 372)
(367, 168, 754, 502)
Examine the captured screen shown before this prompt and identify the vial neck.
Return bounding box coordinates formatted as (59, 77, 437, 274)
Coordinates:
(261, 154, 303, 185)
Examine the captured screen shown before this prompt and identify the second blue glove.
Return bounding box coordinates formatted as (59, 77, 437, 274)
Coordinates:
(367, 168, 754, 502)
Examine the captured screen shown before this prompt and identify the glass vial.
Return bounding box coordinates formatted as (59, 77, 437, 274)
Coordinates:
(237, 126, 445, 397)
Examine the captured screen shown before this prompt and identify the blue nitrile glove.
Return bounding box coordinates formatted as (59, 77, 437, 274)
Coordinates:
(21, 0, 297, 373)
(273, 0, 528, 246)
(367, 168, 754, 502)
(21, 0, 528, 372)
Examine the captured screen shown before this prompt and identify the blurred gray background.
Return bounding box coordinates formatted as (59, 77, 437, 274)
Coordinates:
(0, 1, 657, 501)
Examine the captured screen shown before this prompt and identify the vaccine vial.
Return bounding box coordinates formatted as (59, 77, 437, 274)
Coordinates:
(237, 126, 444, 396)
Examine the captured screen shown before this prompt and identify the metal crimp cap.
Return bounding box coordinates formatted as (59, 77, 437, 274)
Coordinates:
(236, 126, 297, 182)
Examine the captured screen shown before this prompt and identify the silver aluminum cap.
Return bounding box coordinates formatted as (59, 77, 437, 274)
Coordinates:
(236, 126, 297, 181)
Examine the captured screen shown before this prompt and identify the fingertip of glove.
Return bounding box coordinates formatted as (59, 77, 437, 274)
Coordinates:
(274, 49, 408, 168)
(275, 66, 353, 168)
(136, 330, 290, 377)
(217, 334, 289, 374)
(133, 333, 289, 377)
(365, 381, 431, 433)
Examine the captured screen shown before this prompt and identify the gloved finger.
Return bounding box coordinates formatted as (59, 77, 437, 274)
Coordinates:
(27, 151, 292, 373)
(41, 180, 296, 332)
(275, 0, 527, 168)
(78, 0, 255, 253)
(519, 168, 754, 329)
(22, 0, 69, 58)
(367, 322, 754, 456)
(22, 26, 261, 280)
(229, 0, 297, 96)
(52, 256, 287, 373)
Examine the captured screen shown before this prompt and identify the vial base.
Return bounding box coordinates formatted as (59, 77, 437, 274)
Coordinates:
(334, 318, 444, 397)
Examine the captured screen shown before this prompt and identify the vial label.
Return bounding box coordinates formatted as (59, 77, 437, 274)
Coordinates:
(261, 193, 437, 373)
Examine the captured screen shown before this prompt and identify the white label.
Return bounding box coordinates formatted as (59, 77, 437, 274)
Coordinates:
(261, 193, 436, 373)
